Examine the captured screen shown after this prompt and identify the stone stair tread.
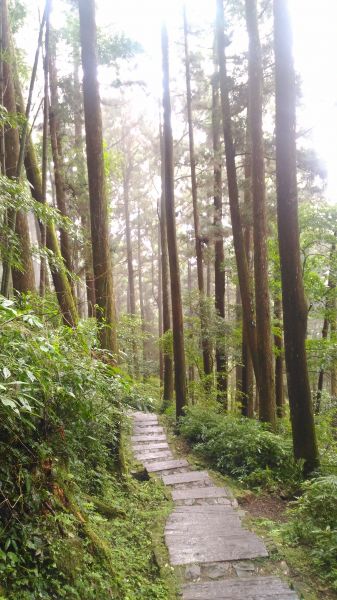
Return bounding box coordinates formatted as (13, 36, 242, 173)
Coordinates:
(132, 441, 170, 451)
(145, 459, 190, 472)
(172, 487, 230, 501)
(182, 576, 298, 599)
(131, 434, 167, 442)
(134, 451, 173, 461)
(167, 533, 268, 565)
(162, 471, 211, 485)
(133, 426, 164, 434)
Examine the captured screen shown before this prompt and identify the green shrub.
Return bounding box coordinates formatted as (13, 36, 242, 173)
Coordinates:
(285, 476, 337, 589)
(179, 405, 302, 491)
(0, 296, 172, 599)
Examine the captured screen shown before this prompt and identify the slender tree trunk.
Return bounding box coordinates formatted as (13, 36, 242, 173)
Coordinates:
(212, 67, 228, 405)
(316, 316, 329, 414)
(274, 296, 285, 417)
(123, 168, 136, 315)
(274, 0, 318, 472)
(316, 244, 336, 412)
(39, 9, 50, 297)
(183, 7, 212, 377)
(187, 259, 195, 403)
(1, 0, 35, 295)
(14, 75, 77, 326)
(0, 7, 5, 175)
(216, 0, 259, 389)
(246, 0, 276, 426)
(78, 0, 117, 353)
(137, 204, 147, 376)
(48, 32, 73, 280)
(158, 220, 164, 383)
(72, 46, 95, 317)
(331, 297, 337, 398)
(23, 141, 78, 326)
(159, 129, 174, 408)
(161, 22, 187, 418)
(241, 130, 254, 417)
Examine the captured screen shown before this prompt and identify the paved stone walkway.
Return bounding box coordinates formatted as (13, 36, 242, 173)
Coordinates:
(131, 412, 298, 599)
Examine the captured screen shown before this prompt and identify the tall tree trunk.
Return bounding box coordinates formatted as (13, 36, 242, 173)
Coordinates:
(39, 8, 50, 297)
(216, 0, 259, 390)
(183, 7, 212, 377)
(316, 244, 336, 413)
(78, 0, 117, 353)
(158, 220, 164, 383)
(241, 128, 254, 417)
(274, 0, 318, 472)
(274, 296, 285, 417)
(212, 67, 228, 406)
(48, 31, 73, 281)
(331, 297, 337, 399)
(123, 168, 136, 315)
(245, 0, 276, 426)
(137, 204, 146, 376)
(1, 0, 35, 295)
(23, 139, 78, 326)
(160, 129, 174, 408)
(161, 22, 187, 418)
(13, 70, 77, 324)
(187, 259, 195, 403)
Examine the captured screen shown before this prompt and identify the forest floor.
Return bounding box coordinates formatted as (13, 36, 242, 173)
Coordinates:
(130, 412, 308, 600)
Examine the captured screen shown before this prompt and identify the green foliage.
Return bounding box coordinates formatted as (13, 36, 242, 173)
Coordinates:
(97, 30, 143, 65)
(179, 405, 303, 492)
(0, 296, 173, 598)
(285, 476, 337, 589)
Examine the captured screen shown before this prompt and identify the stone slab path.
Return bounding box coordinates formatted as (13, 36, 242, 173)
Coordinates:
(130, 412, 298, 600)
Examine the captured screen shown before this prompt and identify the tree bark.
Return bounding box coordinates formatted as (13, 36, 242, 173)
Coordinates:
(14, 74, 77, 326)
(39, 8, 50, 297)
(48, 31, 73, 281)
(158, 220, 164, 383)
(212, 68, 228, 405)
(216, 0, 259, 389)
(1, 0, 35, 295)
(159, 128, 174, 408)
(23, 140, 78, 326)
(241, 126, 254, 417)
(245, 0, 276, 426)
(161, 22, 187, 418)
(183, 6, 212, 377)
(78, 0, 117, 353)
(274, 0, 318, 471)
(274, 296, 285, 417)
(123, 167, 136, 315)
(315, 243, 336, 413)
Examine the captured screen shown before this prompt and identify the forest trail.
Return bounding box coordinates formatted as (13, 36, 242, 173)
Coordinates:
(131, 412, 299, 600)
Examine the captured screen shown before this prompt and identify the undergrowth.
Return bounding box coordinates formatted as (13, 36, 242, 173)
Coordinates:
(178, 404, 303, 493)
(0, 295, 172, 599)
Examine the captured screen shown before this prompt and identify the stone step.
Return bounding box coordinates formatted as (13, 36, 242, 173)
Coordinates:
(167, 532, 268, 565)
(182, 576, 298, 599)
(145, 459, 190, 472)
(162, 471, 211, 486)
(131, 434, 167, 442)
(133, 426, 164, 434)
(132, 441, 170, 451)
(172, 487, 231, 502)
(135, 451, 173, 461)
